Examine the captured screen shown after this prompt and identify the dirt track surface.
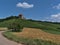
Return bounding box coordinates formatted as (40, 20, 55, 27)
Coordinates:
(0, 31, 22, 45)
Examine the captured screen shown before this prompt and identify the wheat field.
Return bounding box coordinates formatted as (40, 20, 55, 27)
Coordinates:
(0, 28, 8, 31)
(13, 28, 60, 44)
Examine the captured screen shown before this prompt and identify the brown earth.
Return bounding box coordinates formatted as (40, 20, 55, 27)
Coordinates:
(13, 28, 60, 44)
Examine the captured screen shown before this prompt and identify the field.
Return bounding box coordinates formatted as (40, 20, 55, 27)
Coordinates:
(3, 28, 60, 45)
(0, 27, 8, 31)
(13, 28, 60, 44)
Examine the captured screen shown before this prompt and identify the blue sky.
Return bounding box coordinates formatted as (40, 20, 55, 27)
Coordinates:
(0, 0, 60, 22)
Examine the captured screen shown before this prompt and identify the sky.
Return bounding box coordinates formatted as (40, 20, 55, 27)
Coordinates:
(0, 0, 60, 22)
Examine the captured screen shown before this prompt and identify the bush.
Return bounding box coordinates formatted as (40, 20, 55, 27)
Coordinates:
(8, 22, 23, 32)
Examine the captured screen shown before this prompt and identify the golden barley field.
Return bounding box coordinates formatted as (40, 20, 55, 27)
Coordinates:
(13, 28, 60, 44)
(0, 27, 8, 31)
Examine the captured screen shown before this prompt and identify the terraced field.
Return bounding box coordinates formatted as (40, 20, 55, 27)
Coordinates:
(13, 28, 60, 44)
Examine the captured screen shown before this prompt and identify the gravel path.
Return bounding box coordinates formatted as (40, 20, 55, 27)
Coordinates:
(0, 31, 22, 45)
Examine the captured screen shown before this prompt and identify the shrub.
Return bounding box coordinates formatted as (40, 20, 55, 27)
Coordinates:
(8, 22, 23, 32)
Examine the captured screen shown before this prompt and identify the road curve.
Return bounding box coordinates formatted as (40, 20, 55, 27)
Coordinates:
(0, 31, 22, 45)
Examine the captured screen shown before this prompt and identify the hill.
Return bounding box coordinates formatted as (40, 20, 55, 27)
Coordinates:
(1, 16, 60, 45)
(0, 17, 60, 34)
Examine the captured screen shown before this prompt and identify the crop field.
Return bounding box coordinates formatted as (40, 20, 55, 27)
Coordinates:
(13, 28, 60, 44)
(0, 27, 8, 31)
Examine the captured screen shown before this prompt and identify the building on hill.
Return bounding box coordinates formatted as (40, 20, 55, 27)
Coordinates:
(18, 14, 25, 19)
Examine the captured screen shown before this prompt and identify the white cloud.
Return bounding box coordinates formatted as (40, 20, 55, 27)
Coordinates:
(51, 13, 60, 19)
(53, 3, 60, 9)
(43, 13, 60, 22)
(16, 2, 34, 8)
(49, 13, 60, 22)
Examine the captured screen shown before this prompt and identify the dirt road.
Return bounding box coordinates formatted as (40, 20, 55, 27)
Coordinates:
(0, 31, 22, 45)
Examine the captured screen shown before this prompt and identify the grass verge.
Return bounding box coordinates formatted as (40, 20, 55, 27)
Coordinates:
(2, 31, 60, 45)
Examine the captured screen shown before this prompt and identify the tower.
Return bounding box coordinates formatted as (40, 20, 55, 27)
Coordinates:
(18, 14, 25, 19)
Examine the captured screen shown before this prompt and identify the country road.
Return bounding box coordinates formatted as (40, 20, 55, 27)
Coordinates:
(0, 31, 22, 45)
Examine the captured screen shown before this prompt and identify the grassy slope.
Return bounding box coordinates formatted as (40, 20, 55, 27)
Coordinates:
(0, 19, 60, 34)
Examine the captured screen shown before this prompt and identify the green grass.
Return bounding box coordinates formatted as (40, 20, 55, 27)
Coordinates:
(0, 19, 60, 34)
(3, 31, 59, 45)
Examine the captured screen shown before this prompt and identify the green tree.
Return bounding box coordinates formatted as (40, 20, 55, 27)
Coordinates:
(8, 22, 23, 32)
